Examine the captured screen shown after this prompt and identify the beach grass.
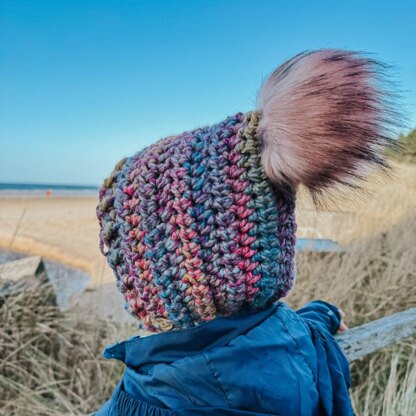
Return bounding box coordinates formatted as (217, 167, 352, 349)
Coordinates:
(0, 283, 129, 415)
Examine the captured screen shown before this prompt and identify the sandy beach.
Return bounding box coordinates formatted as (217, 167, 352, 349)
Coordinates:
(0, 195, 130, 321)
(1, 163, 415, 322)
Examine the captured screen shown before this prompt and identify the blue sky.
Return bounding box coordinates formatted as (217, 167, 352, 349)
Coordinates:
(1, 0, 415, 186)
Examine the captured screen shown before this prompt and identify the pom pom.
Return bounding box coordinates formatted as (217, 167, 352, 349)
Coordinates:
(257, 49, 402, 197)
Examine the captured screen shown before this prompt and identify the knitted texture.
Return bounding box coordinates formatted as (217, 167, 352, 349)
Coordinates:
(96, 111, 296, 332)
(96, 49, 400, 332)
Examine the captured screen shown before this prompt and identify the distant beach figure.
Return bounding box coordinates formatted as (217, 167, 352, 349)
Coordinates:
(95, 49, 400, 416)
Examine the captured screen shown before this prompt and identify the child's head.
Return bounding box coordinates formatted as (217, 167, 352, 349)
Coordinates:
(96, 49, 398, 332)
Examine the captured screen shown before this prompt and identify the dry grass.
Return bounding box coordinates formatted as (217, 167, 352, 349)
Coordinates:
(288, 212, 416, 415)
(0, 163, 415, 415)
(288, 162, 416, 415)
(0, 284, 130, 416)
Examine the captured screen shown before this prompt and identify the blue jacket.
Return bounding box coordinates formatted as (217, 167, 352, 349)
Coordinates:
(96, 301, 353, 416)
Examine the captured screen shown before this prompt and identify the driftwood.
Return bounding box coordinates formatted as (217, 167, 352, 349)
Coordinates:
(336, 307, 416, 362)
(0, 255, 46, 281)
(0, 256, 55, 305)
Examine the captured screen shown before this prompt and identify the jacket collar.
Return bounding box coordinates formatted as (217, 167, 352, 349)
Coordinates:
(103, 302, 281, 368)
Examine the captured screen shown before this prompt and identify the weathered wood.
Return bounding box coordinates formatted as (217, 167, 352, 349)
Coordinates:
(0, 256, 55, 304)
(0, 255, 45, 281)
(336, 307, 416, 362)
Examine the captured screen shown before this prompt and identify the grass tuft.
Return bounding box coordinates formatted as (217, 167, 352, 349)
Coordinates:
(0, 283, 128, 416)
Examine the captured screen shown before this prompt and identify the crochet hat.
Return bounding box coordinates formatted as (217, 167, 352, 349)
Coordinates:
(96, 49, 397, 332)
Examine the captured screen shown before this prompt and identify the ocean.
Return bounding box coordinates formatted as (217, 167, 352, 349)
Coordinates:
(0, 182, 99, 197)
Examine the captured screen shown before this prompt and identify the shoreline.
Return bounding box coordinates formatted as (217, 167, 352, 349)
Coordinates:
(0, 191, 98, 198)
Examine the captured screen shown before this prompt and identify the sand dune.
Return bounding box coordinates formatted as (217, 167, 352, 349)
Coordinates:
(0, 196, 129, 320)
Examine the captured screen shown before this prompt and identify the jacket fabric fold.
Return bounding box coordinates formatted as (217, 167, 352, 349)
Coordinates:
(96, 301, 353, 416)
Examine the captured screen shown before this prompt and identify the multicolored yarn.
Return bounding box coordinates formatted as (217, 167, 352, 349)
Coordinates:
(96, 49, 400, 332)
(96, 111, 296, 332)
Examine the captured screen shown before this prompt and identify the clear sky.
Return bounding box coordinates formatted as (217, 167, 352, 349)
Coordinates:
(1, 0, 415, 186)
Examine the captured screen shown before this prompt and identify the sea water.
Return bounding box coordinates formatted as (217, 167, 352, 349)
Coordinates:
(0, 182, 99, 197)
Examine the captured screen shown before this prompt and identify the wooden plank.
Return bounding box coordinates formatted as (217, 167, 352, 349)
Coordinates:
(0, 256, 45, 281)
(0, 256, 54, 305)
(336, 307, 416, 362)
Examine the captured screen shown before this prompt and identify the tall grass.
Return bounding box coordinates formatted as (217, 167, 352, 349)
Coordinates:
(288, 164, 416, 416)
(0, 283, 128, 415)
(288, 213, 416, 415)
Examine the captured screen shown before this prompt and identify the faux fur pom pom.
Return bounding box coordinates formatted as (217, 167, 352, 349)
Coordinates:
(257, 49, 401, 196)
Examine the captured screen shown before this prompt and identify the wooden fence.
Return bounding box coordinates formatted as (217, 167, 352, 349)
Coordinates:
(336, 307, 416, 362)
